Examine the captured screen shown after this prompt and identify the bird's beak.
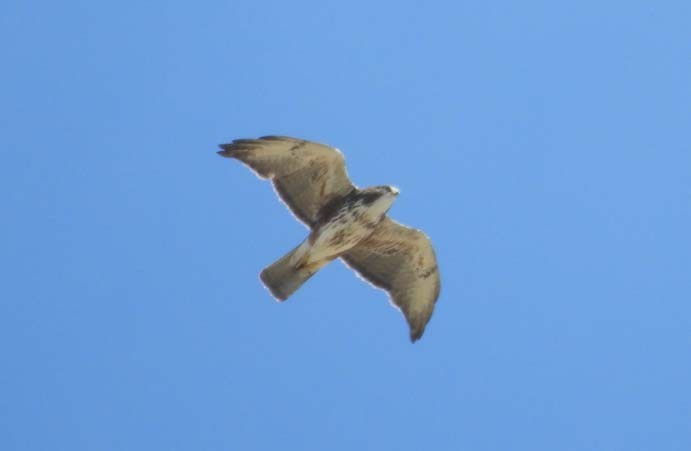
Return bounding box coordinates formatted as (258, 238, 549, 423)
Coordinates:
(391, 186, 400, 196)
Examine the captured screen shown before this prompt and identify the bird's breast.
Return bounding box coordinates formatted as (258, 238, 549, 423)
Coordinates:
(307, 203, 382, 261)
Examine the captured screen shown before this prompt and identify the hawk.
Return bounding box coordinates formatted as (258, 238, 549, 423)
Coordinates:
(218, 136, 440, 342)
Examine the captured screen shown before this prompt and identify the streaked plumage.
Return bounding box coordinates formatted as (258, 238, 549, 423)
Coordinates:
(218, 136, 440, 342)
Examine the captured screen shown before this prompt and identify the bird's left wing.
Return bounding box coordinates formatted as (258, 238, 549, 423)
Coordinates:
(218, 136, 354, 228)
(341, 218, 440, 342)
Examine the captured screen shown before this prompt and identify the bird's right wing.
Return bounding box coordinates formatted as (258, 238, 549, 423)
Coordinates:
(218, 136, 355, 228)
(341, 218, 440, 342)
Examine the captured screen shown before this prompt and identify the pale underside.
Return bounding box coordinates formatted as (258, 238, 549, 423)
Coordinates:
(218, 136, 440, 341)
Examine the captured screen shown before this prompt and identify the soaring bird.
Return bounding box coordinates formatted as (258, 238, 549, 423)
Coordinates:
(218, 136, 440, 342)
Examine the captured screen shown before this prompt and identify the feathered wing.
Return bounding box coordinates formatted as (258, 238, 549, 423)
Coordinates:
(218, 136, 354, 227)
(341, 218, 441, 342)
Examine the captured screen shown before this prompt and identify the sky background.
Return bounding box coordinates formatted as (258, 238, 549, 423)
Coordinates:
(1, 1, 690, 450)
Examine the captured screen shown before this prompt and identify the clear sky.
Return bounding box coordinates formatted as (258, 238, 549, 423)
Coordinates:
(1, 1, 690, 450)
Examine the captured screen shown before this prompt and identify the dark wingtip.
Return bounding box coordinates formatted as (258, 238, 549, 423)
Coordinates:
(409, 327, 425, 343)
(217, 139, 265, 157)
(217, 143, 234, 157)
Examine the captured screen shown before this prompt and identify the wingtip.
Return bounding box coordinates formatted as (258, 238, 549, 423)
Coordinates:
(409, 331, 423, 343)
(409, 324, 427, 343)
(217, 144, 233, 157)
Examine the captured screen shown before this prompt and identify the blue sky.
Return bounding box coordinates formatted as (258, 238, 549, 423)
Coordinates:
(1, 1, 690, 450)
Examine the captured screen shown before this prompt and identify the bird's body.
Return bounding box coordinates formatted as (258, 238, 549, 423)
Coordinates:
(306, 187, 399, 262)
(261, 186, 400, 300)
(218, 136, 440, 342)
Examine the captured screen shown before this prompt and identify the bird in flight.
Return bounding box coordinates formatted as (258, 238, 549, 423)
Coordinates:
(218, 136, 440, 342)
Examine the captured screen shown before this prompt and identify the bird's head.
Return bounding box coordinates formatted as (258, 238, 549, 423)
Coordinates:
(383, 185, 400, 197)
(359, 185, 400, 216)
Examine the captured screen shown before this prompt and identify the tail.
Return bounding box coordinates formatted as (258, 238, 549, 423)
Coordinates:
(260, 244, 324, 301)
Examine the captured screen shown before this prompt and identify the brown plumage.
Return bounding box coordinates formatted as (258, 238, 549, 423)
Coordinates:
(218, 136, 440, 342)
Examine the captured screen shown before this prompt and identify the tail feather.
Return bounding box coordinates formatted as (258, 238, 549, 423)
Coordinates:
(260, 245, 322, 301)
